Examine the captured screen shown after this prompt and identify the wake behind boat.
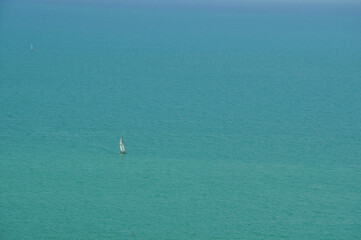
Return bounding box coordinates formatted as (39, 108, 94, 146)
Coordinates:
(120, 137, 126, 154)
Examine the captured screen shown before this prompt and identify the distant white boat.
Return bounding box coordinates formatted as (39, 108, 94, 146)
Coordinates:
(30, 43, 34, 51)
(120, 137, 126, 154)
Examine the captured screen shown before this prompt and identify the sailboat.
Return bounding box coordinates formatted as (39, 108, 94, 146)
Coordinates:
(120, 137, 126, 154)
(30, 43, 34, 51)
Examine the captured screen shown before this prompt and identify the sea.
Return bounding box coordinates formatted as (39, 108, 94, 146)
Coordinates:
(0, 1, 361, 239)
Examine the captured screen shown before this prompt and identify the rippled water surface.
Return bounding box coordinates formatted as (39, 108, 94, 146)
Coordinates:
(1, 1, 361, 239)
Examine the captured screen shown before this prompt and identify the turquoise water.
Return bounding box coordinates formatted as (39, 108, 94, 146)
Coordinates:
(1, 1, 361, 239)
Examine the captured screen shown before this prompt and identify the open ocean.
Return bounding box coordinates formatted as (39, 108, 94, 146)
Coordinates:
(1, 1, 361, 239)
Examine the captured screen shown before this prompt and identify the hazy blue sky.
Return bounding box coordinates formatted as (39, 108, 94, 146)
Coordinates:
(12, 0, 361, 4)
(47, 0, 361, 12)
(31, 0, 361, 2)
(19, 0, 360, 8)
(1, 0, 360, 15)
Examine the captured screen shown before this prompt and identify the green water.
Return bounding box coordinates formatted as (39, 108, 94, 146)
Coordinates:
(1, 1, 361, 239)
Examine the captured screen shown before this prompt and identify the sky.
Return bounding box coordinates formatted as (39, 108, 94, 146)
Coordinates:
(1, 0, 360, 16)
(6, 0, 361, 5)
(18, 0, 360, 9)
(46, 0, 361, 13)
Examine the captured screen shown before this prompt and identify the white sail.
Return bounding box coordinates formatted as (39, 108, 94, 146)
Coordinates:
(30, 44, 34, 51)
(120, 137, 126, 153)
